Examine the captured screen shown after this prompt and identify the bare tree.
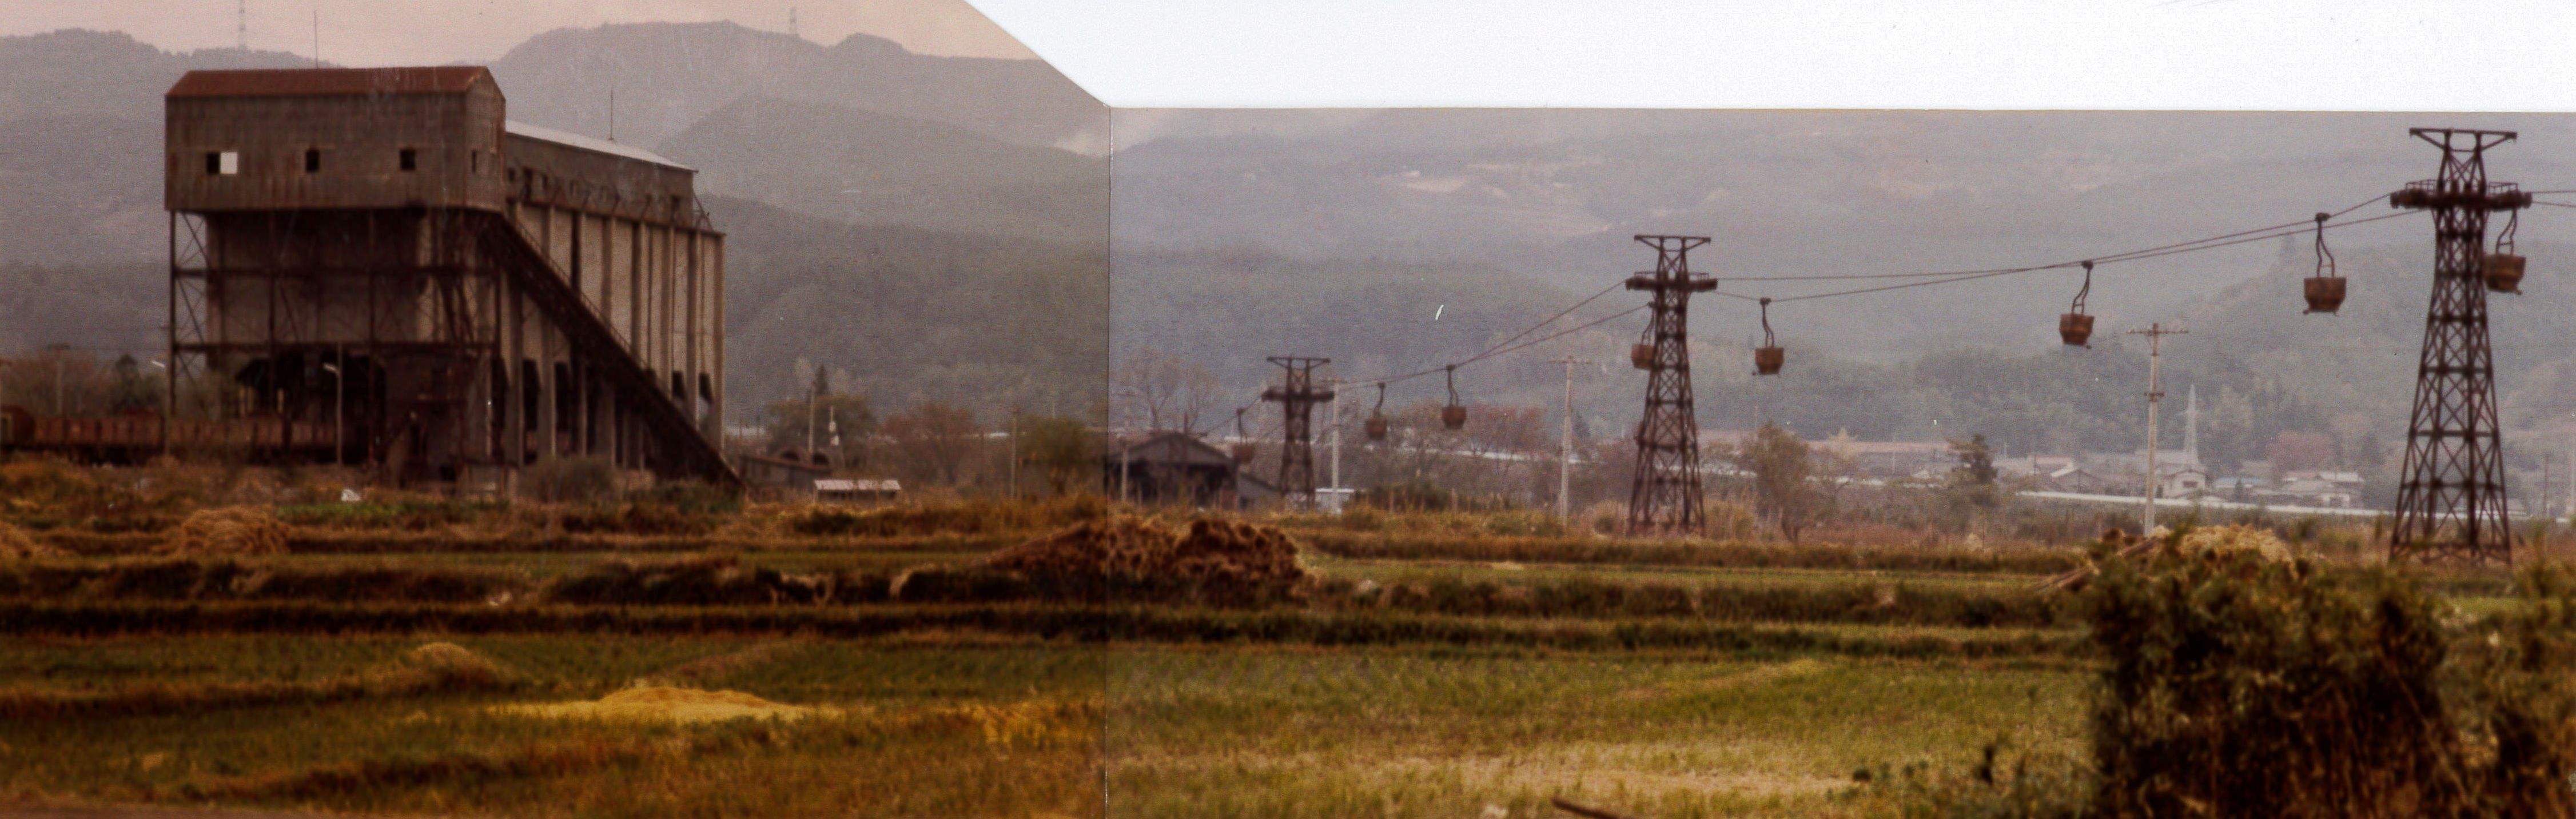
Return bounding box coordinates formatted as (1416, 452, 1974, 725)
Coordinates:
(1114, 346, 1221, 433)
(1734, 422, 1828, 543)
(882, 402, 984, 488)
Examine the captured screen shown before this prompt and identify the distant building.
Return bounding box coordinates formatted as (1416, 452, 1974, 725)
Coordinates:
(1812, 432, 1956, 480)
(162, 66, 730, 487)
(738, 452, 831, 497)
(1105, 430, 1272, 509)
(2259, 470, 2364, 508)
(814, 478, 900, 505)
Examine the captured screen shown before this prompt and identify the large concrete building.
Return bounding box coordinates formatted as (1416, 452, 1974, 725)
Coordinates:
(164, 66, 734, 486)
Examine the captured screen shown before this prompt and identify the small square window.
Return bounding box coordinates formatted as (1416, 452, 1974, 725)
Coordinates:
(304, 149, 321, 173)
(399, 148, 417, 171)
(206, 151, 238, 175)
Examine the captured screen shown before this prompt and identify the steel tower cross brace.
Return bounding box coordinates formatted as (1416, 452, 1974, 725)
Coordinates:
(1261, 356, 1334, 508)
(2388, 127, 2531, 566)
(1625, 235, 1718, 535)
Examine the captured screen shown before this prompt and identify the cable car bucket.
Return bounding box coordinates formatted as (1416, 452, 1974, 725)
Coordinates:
(1229, 407, 1255, 464)
(2487, 209, 2525, 294)
(2305, 211, 2346, 313)
(1754, 298, 1784, 375)
(1364, 382, 1389, 441)
(2059, 260, 2095, 347)
(1440, 365, 1468, 430)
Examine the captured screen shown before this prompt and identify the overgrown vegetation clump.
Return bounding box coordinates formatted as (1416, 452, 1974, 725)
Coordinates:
(982, 515, 1305, 603)
(1887, 542, 2576, 817)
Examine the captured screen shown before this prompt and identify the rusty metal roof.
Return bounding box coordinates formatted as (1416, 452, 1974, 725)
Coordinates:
(167, 66, 495, 98)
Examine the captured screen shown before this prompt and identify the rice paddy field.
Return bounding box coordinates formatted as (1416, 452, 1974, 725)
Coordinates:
(0, 492, 2517, 817)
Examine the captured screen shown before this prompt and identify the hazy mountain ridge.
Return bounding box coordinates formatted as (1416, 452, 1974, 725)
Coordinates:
(662, 96, 1105, 245)
(491, 21, 1104, 153)
(710, 194, 1105, 419)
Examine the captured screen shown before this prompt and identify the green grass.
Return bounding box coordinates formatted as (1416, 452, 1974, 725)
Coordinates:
(1104, 646, 2089, 818)
(116, 549, 988, 579)
(1307, 554, 2045, 592)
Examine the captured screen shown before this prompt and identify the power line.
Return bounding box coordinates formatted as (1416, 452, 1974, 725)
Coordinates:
(1723, 193, 2391, 283)
(1728, 210, 2422, 305)
(1212, 189, 2451, 428)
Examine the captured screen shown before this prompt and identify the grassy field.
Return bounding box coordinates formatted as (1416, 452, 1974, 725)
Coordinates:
(0, 492, 2324, 817)
(1105, 647, 2087, 818)
(0, 633, 1108, 817)
(0, 632, 2086, 819)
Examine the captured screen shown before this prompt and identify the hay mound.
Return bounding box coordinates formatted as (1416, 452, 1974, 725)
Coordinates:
(2177, 525, 2292, 562)
(393, 641, 519, 688)
(0, 520, 65, 560)
(497, 685, 834, 724)
(161, 506, 289, 557)
(984, 515, 1305, 590)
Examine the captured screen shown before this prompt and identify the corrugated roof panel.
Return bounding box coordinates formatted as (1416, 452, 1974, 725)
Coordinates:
(504, 119, 693, 171)
(168, 66, 493, 98)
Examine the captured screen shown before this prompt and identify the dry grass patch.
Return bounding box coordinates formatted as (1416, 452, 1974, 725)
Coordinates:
(0, 519, 64, 559)
(496, 685, 840, 725)
(161, 507, 289, 557)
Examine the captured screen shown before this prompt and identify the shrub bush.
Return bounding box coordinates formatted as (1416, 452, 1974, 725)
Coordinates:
(520, 456, 616, 504)
(1888, 549, 2576, 817)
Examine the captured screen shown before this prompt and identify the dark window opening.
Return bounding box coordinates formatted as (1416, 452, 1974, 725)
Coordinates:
(399, 148, 417, 171)
(304, 149, 321, 173)
(204, 152, 220, 174)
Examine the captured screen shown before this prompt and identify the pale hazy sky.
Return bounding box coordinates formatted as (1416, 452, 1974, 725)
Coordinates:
(1, 0, 1037, 63)
(978, 0, 2576, 111)
(7, 1, 2569, 110)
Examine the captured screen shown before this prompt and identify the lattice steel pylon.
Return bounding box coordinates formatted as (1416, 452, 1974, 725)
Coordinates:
(1260, 356, 1333, 508)
(1625, 235, 1718, 535)
(2387, 128, 2531, 565)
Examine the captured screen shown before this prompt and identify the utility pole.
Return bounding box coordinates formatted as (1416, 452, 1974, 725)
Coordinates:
(1551, 355, 1590, 520)
(1007, 406, 1021, 499)
(46, 343, 70, 416)
(1260, 357, 1333, 508)
(2129, 324, 2187, 534)
(805, 366, 826, 461)
(2388, 127, 2527, 565)
(1625, 235, 1718, 535)
(1327, 388, 1343, 509)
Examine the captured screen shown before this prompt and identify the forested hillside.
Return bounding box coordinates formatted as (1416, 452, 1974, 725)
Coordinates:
(714, 196, 1106, 422)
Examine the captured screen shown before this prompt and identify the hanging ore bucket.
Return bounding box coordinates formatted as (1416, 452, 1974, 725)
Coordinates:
(2487, 209, 2526, 294)
(2060, 260, 2095, 346)
(1754, 346, 1784, 375)
(1229, 442, 1256, 464)
(2486, 254, 2526, 293)
(1440, 365, 1468, 430)
(1753, 297, 1785, 375)
(2303, 277, 2347, 314)
(1630, 342, 1655, 369)
(2058, 313, 2095, 347)
(2304, 212, 2347, 313)
(1364, 382, 1390, 441)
